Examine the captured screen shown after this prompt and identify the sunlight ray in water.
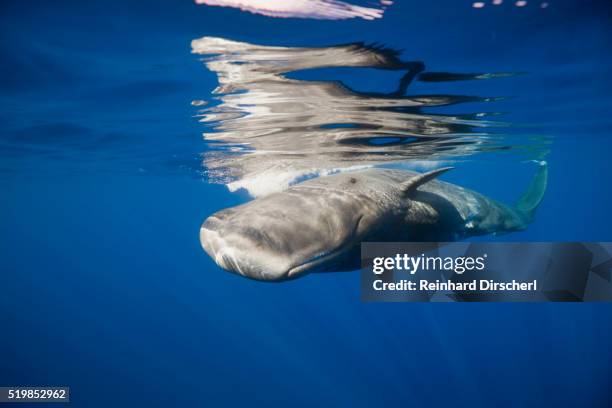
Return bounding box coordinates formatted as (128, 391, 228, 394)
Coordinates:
(192, 37, 546, 197)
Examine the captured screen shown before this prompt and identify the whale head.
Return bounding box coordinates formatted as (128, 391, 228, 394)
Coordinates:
(200, 168, 453, 281)
(200, 172, 396, 281)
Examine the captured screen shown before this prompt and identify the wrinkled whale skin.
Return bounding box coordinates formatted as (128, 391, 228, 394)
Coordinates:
(200, 165, 546, 281)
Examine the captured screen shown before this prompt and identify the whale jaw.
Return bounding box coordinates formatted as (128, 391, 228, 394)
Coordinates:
(200, 223, 359, 282)
(200, 222, 292, 282)
(199, 209, 365, 281)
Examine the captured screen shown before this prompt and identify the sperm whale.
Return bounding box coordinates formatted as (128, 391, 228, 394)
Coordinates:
(200, 162, 547, 281)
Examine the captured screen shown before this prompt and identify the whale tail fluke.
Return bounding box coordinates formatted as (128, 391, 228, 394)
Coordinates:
(515, 161, 548, 222)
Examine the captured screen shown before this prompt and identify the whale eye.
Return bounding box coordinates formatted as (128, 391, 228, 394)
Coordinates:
(349, 177, 357, 184)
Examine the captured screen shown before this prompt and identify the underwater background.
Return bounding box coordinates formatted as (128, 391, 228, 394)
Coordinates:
(1, 0, 612, 406)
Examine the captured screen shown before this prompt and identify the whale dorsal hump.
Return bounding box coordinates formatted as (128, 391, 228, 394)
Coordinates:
(401, 167, 454, 196)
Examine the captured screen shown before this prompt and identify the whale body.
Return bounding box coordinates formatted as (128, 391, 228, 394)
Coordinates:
(200, 163, 547, 281)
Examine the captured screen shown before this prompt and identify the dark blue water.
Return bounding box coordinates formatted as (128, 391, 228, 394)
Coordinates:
(1, 1, 612, 406)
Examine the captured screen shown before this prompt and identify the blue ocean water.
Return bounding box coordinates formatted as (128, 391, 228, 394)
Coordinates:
(1, 0, 612, 406)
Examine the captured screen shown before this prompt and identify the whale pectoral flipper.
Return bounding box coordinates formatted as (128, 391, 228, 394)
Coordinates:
(401, 166, 454, 197)
(515, 161, 548, 222)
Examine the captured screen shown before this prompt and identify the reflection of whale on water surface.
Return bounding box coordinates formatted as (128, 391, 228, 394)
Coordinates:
(194, 0, 393, 20)
(192, 37, 512, 197)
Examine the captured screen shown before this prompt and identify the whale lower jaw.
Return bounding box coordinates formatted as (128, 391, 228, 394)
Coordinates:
(285, 240, 359, 278)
